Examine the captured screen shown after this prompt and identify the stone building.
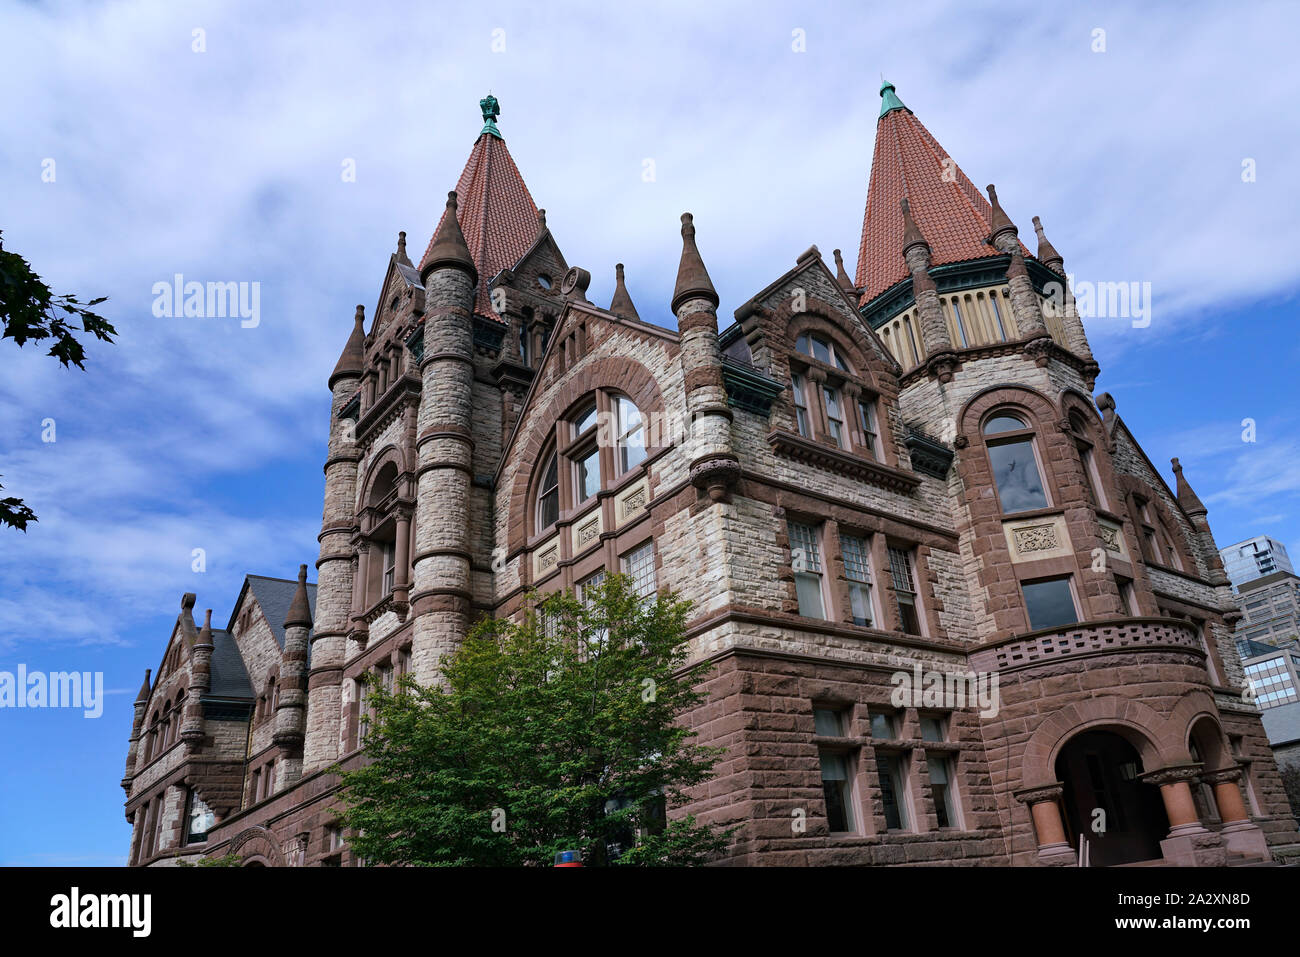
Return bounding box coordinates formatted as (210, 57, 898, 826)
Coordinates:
(122, 87, 1300, 867)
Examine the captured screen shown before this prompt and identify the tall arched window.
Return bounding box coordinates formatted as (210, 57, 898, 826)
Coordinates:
(532, 391, 650, 535)
(1067, 411, 1106, 509)
(983, 412, 1049, 514)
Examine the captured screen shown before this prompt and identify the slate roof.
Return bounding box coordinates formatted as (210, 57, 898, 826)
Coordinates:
(245, 575, 318, 650)
(420, 127, 540, 321)
(854, 83, 1030, 302)
(208, 628, 252, 700)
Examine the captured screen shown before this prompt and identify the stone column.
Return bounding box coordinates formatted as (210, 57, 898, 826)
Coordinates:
(900, 198, 956, 381)
(1203, 767, 1270, 860)
(1142, 765, 1223, 865)
(181, 611, 214, 752)
(1014, 784, 1076, 865)
(274, 564, 312, 788)
(392, 504, 413, 615)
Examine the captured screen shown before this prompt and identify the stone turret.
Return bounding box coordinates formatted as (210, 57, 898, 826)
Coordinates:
(180, 609, 213, 750)
(1172, 458, 1229, 587)
(274, 564, 312, 785)
(303, 305, 365, 774)
(609, 263, 641, 321)
(900, 198, 956, 382)
(121, 668, 152, 790)
(409, 190, 478, 685)
(672, 212, 738, 501)
(1032, 214, 1099, 386)
(985, 184, 1051, 364)
(832, 249, 856, 294)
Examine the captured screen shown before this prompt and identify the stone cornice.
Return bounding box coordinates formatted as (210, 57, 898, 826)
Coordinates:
(767, 428, 921, 493)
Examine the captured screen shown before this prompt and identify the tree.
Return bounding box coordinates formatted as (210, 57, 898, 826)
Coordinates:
(1, 230, 115, 531)
(334, 574, 735, 866)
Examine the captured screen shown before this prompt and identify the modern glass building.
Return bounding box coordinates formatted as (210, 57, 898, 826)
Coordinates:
(1221, 535, 1294, 591)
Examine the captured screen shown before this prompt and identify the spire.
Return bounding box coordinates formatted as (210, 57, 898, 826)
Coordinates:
(329, 305, 366, 388)
(395, 230, 411, 266)
(479, 93, 503, 139)
(420, 95, 542, 321)
(986, 184, 1016, 239)
(855, 87, 1031, 300)
(1031, 216, 1062, 272)
(1171, 458, 1208, 517)
(832, 249, 856, 292)
(536, 208, 547, 239)
(136, 668, 152, 703)
(671, 213, 718, 313)
(284, 563, 313, 629)
(609, 263, 641, 321)
(197, 609, 213, 645)
(878, 80, 907, 119)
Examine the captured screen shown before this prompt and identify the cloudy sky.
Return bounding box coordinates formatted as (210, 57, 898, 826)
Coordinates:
(1, 0, 1298, 865)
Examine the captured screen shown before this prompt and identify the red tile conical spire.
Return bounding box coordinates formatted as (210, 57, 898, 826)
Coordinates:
(855, 81, 1029, 303)
(420, 95, 541, 321)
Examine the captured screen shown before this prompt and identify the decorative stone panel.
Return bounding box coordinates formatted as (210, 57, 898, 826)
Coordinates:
(532, 535, 560, 579)
(614, 479, 648, 526)
(1001, 513, 1073, 563)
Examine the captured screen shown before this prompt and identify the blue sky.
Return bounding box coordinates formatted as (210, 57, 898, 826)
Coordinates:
(1, 0, 1298, 865)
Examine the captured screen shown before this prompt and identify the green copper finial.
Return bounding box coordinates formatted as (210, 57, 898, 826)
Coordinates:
(479, 93, 502, 139)
(879, 79, 907, 119)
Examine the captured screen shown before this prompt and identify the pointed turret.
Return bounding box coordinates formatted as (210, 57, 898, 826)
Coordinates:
(419, 95, 543, 320)
(395, 230, 412, 267)
(898, 197, 955, 379)
(284, 563, 313, 628)
(671, 213, 719, 313)
(421, 191, 477, 282)
(136, 668, 152, 703)
(182, 610, 214, 748)
(832, 249, 856, 293)
(900, 197, 928, 254)
(330, 305, 366, 389)
(878, 79, 907, 118)
(609, 263, 641, 321)
(986, 183, 1016, 240)
(1171, 458, 1208, 517)
(1031, 216, 1063, 273)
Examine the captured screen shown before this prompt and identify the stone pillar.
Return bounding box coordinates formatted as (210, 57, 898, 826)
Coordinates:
(986, 185, 1051, 365)
(303, 310, 364, 774)
(392, 504, 412, 615)
(1014, 784, 1076, 865)
(672, 212, 738, 501)
(1031, 215, 1097, 386)
(1204, 767, 1270, 860)
(1142, 765, 1224, 866)
(409, 191, 478, 687)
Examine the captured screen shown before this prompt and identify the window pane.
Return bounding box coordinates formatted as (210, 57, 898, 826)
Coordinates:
(795, 573, 825, 619)
(813, 708, 843, 737)
(920, 716, 945, 742)
(848, 583, 874, 627)
(621, 542, 656, 600)
(620, 426, 646, 472)
(576, 446, 600, 501)
(877, 755, 907, 830)
(811, 336, 831, 365)
(869, 712, 895, 739)
(788, 522, 822, 573)
(928, 757, 954, 828)
(791, 373, 811, 437)
(983, 414, 1025, 435)
(574, 403, 598, 434)
(988, 438, 1048, 512)
(820, 751, 854, 832)
(539, 489, 558, 529)
(1022, 578, 1078, 630)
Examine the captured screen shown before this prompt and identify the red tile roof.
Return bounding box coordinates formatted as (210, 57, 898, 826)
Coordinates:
(420, 131, 540, 321)
(854, 101, 1028, 303)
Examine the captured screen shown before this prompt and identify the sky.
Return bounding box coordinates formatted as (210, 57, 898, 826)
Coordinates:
(1, 0, 1298, 865)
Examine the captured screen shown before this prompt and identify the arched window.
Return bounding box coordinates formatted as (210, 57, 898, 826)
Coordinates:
(982, 412, 1049, 514)
(1067, 411, 1106, 509)
(532, 391, 650, 535)
(788, 327, 885, 459)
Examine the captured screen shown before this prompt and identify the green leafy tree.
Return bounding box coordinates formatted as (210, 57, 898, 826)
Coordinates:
(335, 574, 734, 866)
(0, 229, 115, 531)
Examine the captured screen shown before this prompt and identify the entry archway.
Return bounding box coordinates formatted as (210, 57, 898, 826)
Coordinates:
(1054, 729, 1169, 866)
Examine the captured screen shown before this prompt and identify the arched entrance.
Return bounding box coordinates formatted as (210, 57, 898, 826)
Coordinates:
(1055, 730, 1169, 866)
